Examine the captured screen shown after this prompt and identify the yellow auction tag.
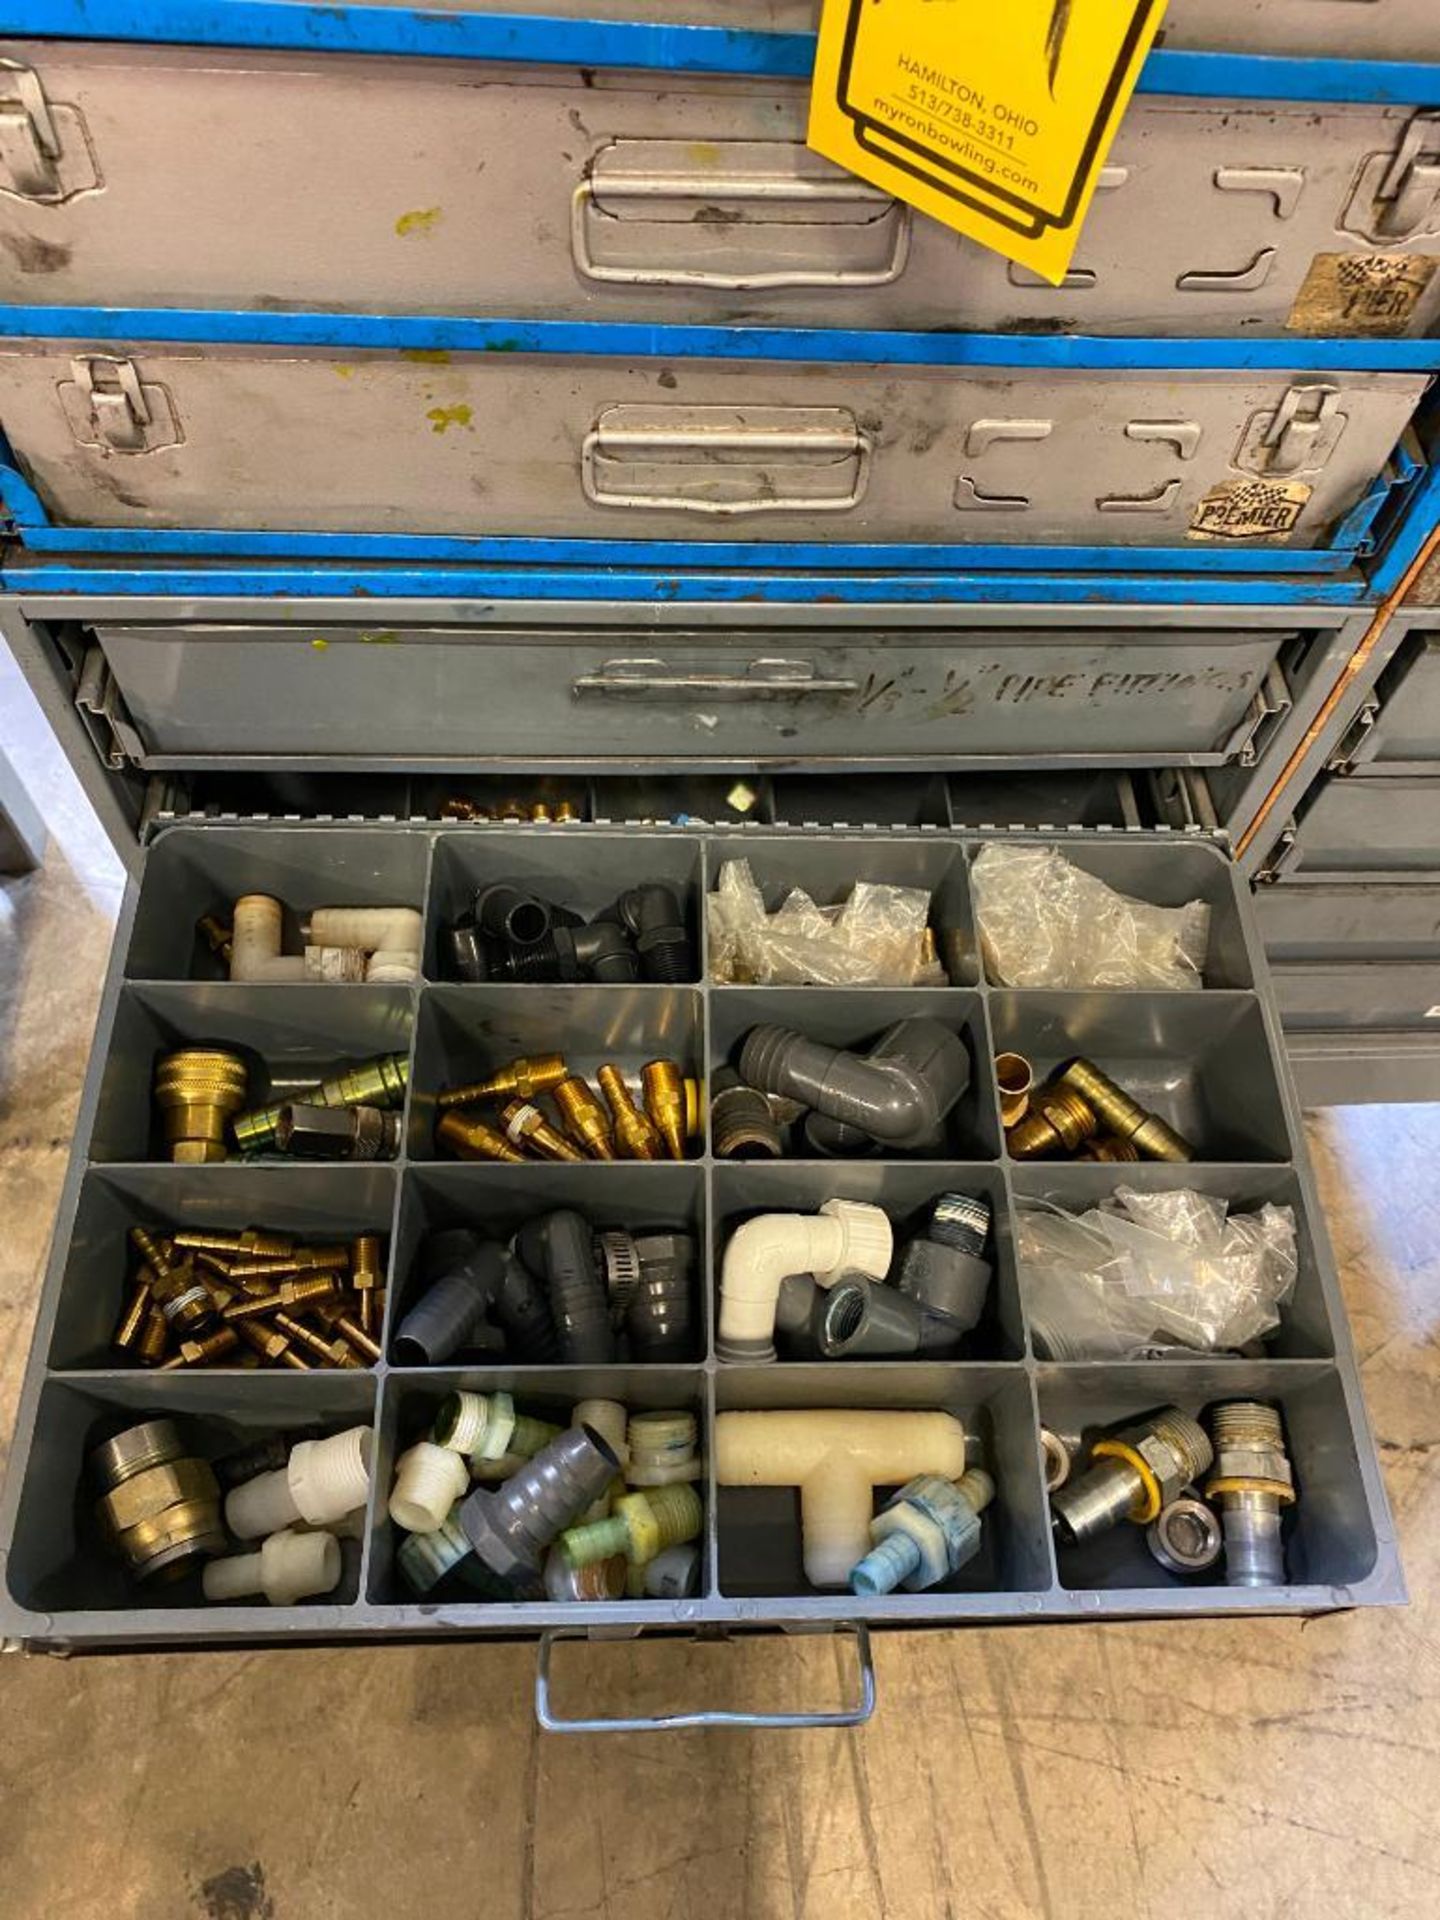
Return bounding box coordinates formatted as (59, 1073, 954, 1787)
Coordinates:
(808, 0, 1169, 286)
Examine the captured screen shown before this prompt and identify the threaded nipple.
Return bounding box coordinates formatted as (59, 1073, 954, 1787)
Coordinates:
(1149, 1408, 1214, 1481)
(929, 1194, 991, 1256)
(1211, 1401, 1284, 1451)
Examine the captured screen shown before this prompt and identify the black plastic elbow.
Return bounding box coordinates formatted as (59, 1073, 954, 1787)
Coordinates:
(394, 1239, 508, 1365)
(614, 883, 693, 983)
(474, 882, 555, 948)
(739, 1017, 971, 1155)
(515, 1210, 616, 1364)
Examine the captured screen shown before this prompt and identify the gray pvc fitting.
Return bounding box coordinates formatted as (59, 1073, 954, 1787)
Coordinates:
(739, 1017, 970, 1155)
(515, 1210, 615, 1365)
(459, 1424, 620, 1584)
(628, 1233, 695, 1361)
(775, 1273, 822, 1344)
(494, 1250, 559, 1363)
(393, 1240, 506, 1365)
(817, 1274, 962, 1359)
(896, 1240, 992, 1337)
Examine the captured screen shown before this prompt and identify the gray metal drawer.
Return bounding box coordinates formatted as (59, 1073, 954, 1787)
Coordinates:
(1336, 637, 1440, 774)
(3, 43, 1438, 336)
(1256, 877, 1440, 957)
(2, 346, 1425, 550)
(1279, 776, 1440, 872)
(85, 622, 1296, 769)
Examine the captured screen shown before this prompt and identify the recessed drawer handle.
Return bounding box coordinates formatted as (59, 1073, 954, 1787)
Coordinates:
(572, 657, 861, 701)
(583, 406, 873, 516)
(1097, 479, 1183, 513)
(1177, 246, 1278, 293)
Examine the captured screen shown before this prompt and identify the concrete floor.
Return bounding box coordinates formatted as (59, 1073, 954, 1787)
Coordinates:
(1, 650, 1437, 1920)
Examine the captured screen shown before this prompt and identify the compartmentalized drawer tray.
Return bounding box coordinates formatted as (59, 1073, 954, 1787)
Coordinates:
(0, 823, 1400, 1650)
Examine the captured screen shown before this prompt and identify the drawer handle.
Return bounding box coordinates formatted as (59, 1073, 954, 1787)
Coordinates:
(583, 405, 873, 516)
(1177, 246, 1278, 294)
(534, 1623, 876, 1733)
(572, 657, 861, 701)
(1097, 479, 1183, 513)
(573, 139, 911, 291)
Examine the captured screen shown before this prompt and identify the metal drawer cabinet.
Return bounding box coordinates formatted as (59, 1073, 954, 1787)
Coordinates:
(0, 336, 1426, 561)
(1268, 773, 1440, 873)
(4, 42, 1440, 337)
(1331, 632, 1440, 775)
(0, 814, 1401, 1665)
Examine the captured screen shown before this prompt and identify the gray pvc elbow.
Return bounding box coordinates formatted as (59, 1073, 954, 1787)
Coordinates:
(393, 1240, 506, 1365)
(739, 1017, 970, 1155)
(817, 1274, 964, 1360)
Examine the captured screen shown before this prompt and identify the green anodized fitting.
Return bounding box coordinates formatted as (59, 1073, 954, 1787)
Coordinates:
(232, 1052, 409, 1154)
(560, 1482, 702, 1570)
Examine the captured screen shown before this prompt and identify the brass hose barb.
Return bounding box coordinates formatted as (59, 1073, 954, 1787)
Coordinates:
(436, 1111, 527, 1163)
(597, 1064, 664, 1161)
(1055, 1058, 1195, 1163)
(641, 1059, 688, 1162)
(1006, 1086, 1098, 1160)
(552, 1075, 617, 1160)
(436, 1054, 568, 1111)
(500, 1098, 585, 1163)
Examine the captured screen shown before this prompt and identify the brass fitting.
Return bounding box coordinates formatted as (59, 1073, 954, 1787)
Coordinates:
(500, 1098, 585, 1163)
(277, 1274, 343, 1310)
(232, 1318, 311, 1369)
(1055, 1058, 1195, 1163)
(172, 1230, 247, 1256)
(436, 1054, 569, 1111)
(1051, 1408, 1213, 1546)
(1076, 1134, 1142, 1164)
(1006, 1086, 1098, 1160)
(1206, 1401, 1296, 1588)
(232, 1051, 409, 1153)
(154, 1047, 248, 1162)
(131, 1230, 215, 1339)
(597, 1064, 663, 1162)
(159, 1327, 242, 1370)
(552, 1075, 617, 1160)
(351, 1234, 382, 1291)
(272, 1311, 362, 1368)
(555, 799, 579, 823)
(135, 1306, 171, 1366)
(333, 1312, 383, 1363)
(994, 1052, 1034, 1129)
(641, 1059, 687, 1162)
(435, 1111, 527, 1163)
(221, 1290, 283, 1324)
(684, 1076, 703, 1140)
(196, 913, 234, 968)
(92, 1419, 226, 1581)
(112, 1279, 154, 1355)
(241, 1230, 297, 1258)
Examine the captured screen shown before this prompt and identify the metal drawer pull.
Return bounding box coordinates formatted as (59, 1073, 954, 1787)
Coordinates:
(955, 476, 1031, 511)
(1008, 262, 1098, 290)
(534, 1624, 876, 1733)
(1178, 246, 1278, 293)
(583, 404, 872, 516)
(0, 59, 60, 199)
(572, 657, 860, 700)
(1214, 166, 1306, 220)
(1125, 419, 1202, 460)
(965, 417, 1053, 457)
(1097, 479, 1183, 513)
(574, 138, 911, 290)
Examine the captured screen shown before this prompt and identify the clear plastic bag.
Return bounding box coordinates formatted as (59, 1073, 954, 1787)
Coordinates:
(971, 843, 1210, 990)
(706, 858, 946, 986)
(1015, 1186, 1298, 1359)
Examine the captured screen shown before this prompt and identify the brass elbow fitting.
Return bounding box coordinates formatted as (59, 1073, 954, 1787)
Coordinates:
(552, 1075, 617, 1160)
(597, 1064, 663, 1161)
(436, 1054, 568, 1111)
(500, 1098, 585, 1162)
(435, 1111, 527, 1163)
(641, 1059, 687, 1162)
(92, 1419, 226, 1581)
(1206, 1401, 1296, 1588)
(154, 1047, 248, 1162)
(1006, 1086, 1098, 1160)
(1055, 1058, 1195, 1163)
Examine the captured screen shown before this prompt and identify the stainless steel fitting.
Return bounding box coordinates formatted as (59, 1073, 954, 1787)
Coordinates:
(1051, 1408, 1214, 1547)
(1205, 1401, 1296, 1587)
(1147, 1497, 1224, 1577)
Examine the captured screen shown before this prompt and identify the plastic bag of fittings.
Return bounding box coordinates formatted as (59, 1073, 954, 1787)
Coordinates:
(706, 859, 945, 987)
(970, 844, 1210, 990)
(1015, 1186, 1298, 1359)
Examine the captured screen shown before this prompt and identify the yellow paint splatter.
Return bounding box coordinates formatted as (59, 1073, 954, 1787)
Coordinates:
(360, 630, 399, 644)
(687, 141, 722, 165)
(333, 364, 355, 379)
(426, 404, 473, 434)
(311, 637, 329, 650)
(395, 206, 442, 237)
(402, 348, 452, 364)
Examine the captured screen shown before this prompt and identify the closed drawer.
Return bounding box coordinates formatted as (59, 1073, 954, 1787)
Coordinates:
(1280, 776, 1440, 872)
(1271, 961, 1440, 1027)
(1339, 636, 1440, 773)
(3, 43, 1438, 337)
(89, 622, 1294, 768)
(1, 343, 1425, 552)
(1256, 877, 1440, 958)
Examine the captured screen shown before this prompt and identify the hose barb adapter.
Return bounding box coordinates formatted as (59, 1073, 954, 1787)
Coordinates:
(1050, 1408, 1213, 1548)
(1055, 1058, 1195, 1163)
(739, 1017, 970, 1156)
(224, 1426, 373, 1540)
(717, 1199, 892, 1363)
(459, 1424, 621, 1586)
(850, 1470, 994, 1596)
(1205, 1401, 1295, 1587)
(202, 1527, 343, 1606)
(895, 1193, 994, 1343)
(559, 1483, 703, 1571)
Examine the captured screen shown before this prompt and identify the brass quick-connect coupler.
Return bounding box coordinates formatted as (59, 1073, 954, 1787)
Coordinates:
(1051, 1407, 1213, 1547)
(1205, 1401, 1296, 1589)
(500, 1098, 585, 1163)
(153, 1047, 249, 1163)
(92, 1419, 226, 1582)
(436, 1054, 568, 1112)
(1055, 1058, 1195, 1163)
(436, 1111, 527, 1163)
(597, 1064, 663, 1161)
(552, 1075, 617, 1160)
(641, 1059, 687, 1162)
(231, 1050, 409, 1154)
(1006, 1086, 1099, 1160)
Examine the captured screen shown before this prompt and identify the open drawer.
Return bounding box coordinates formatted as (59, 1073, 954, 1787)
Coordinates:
(0, 594, 1402, 1671)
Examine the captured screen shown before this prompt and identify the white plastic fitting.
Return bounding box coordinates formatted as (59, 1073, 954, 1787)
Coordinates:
(626, 1410, 701, 1487)
(365, 949, 421, 984)
(717, 1201, 893, 1362)
(306, 907, 422, 983)
(202, 1527, 342, 1606)
(229, 893, 306, 983)
(715, 1409, 967, 1588)
(303, 944, 369, 982)
(389, 1442, 471, 1534)
(225, 1426, 374, 1540)
(573, 1398, 631, 1523)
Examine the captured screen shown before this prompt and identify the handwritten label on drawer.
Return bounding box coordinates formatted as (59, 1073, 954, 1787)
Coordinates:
(1288, 253, 1437, 336)
(1189, 478, 1312, 541)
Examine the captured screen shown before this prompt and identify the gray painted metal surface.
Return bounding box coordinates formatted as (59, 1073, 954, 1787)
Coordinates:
(0, 347, 1427, 550)
(0, 823, 1402, 1649)
(2, 46, 1438, 336)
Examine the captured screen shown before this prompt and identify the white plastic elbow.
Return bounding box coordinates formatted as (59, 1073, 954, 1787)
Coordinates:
(229, 894, 306, 982)
(202, 1527, 342, 1606)
(225, 1427, 374, 1540)
(715, 1409, 967, 1588)
(306, 907, 422, 982)
(717, 1201, 893, 1363)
